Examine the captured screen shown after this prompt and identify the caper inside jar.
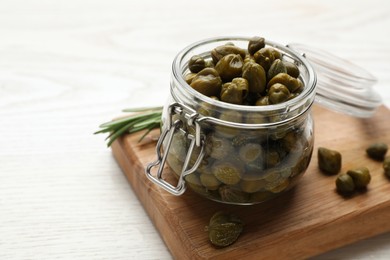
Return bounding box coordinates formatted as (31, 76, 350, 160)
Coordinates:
(158, 36, 317, 205)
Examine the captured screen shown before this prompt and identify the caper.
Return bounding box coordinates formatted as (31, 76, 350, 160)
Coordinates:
(243, 54, 255, 65)
(268, 83, 290, 104)
(219, 186, 249, 203)
(283, 61, 300, 78)
(248, 36, 265, 55)
(265, 150, 280, 168)
(242, 61, 266, 94)
(270, 48, 282, 60)
(267, 73, 302, 93)
(268, 59, 287, 79)
(188, 55, 206, 73)
(212, 161, 243, 185)
(207, 211, 243, 247)
(215, 54, 244, 82)
(220, 78, 249, 105)
(255, 96, 269, 106)
(384, 156, 390, 178)
(205, 59, 215, 68)
(200, 173, 221, 190)
(318, 147, 342, 175)
(240, 174, 267, 193)
(253, 48, 275, 71)
(238, 143, 263, 163)
(190, 68, 222, 97)
(336, 173, 355, 194)
(211, 45, 246, 64)
(366, 142, 388, 161)
(185, 73, 196, 84)
(347, 167, 371, 189)
(205, 133, 233, 160)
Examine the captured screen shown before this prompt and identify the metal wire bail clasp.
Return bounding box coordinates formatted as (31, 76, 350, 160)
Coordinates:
(145, 102, 205, 196)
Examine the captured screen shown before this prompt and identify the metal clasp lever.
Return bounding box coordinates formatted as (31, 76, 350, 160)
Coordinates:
(145, 103, 205, 196)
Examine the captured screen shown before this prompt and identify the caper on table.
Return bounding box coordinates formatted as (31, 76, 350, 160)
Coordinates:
(347, 167, 371, 189)
(336, 173, 355, 194)
(366, 142, 388, 161)
(318, 147, 342, 175)
(206, 211, 244, 247)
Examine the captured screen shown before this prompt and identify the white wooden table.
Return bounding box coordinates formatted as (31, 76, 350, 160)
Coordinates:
(1, 0, 389, 259)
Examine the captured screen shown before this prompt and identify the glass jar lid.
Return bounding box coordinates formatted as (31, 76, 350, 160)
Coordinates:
(288, 43, 382, 118)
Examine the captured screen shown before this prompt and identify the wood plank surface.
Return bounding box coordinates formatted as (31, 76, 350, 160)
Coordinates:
(112, 105, 390, 259)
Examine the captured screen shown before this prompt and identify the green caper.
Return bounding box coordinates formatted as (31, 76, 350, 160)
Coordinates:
(190, 68, 222, 97)
(267, 73, 302, 93)
(238, 143, 263, 163)
(185, 73, 196, 84)
(219, 186, 249, 203)
(220, 78, 249, 105)
(318, 147, 342, 175)
(242, 61, 266, 94)
(255, 96, 269, 106)
(270, 48, 282, 60)
(200, 173, 221, 190)
(253, 48, 275, 71)
(205, 133, 233, 160)
(384, 156, 390, 178)
(205, 59, 215, 68)
(267, 59, 287, 79)
(347, 167, 371, 189)
(248, 36, 265, 55)
(211, 45, 246, 64)
(207, 211, 244, 247)
(336, 173, 355, 194)
(366, 142, 388, 161)
(283, 61, 300, 78)
(188, 55, 206, 73)
(215, 54, 244, 82)
(243, 54, 255, 65)
(268, 83, 290, 104)
(265, 150, 280, 168)
(212, 161, 243, 185)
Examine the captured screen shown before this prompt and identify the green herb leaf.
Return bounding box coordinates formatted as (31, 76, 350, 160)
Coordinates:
(95, 107, 163, 147)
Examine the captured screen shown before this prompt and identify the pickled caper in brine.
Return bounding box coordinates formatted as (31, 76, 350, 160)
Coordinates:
(190, 68, 222, 97)
(267, 73, 302, 93)
(268, 83, 290, 104)
(188, 55, 206, 73)
(242, 61, 266, 94)
(283, 61, 300, 78)
(215, 54, 244, 82)
(366, 142, 388, 161)
(219, 186, 249, 203)
(318, 147, 342, 175)
(238, 143, 263, 163)
(211, 45, 246, 64)
(212, 161, 243, 185)
(200, 173, 221, 190)
(253, 48, 275, 71)
(248, 36, 265, 55)
(205, 133, 233, 160)
(207, 211, 244, 247)
(268, 59, 287, 79)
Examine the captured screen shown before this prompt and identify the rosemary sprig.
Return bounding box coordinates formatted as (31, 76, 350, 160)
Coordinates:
(95, 106, 163, 147)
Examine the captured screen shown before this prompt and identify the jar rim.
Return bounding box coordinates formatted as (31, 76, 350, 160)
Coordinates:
(171, 36, 317, 123)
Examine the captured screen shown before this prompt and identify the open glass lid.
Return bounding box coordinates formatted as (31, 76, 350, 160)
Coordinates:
(288, 43, 382, 118)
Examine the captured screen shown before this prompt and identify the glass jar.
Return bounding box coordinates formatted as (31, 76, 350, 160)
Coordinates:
(145, 36, 372, 205)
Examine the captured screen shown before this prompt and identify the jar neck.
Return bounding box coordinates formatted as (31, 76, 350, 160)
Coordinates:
(170, 37, 317, 127)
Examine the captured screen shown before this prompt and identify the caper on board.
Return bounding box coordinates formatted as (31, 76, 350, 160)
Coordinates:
(336, 173, 355, 194)
(206, 211, 244, 247)
(347, 167, 371, 189)
(366, 142, 388, 161)
(318, 147, 342, 175)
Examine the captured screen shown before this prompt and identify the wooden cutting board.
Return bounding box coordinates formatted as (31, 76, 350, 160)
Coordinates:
(111, 105, 390, 259)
